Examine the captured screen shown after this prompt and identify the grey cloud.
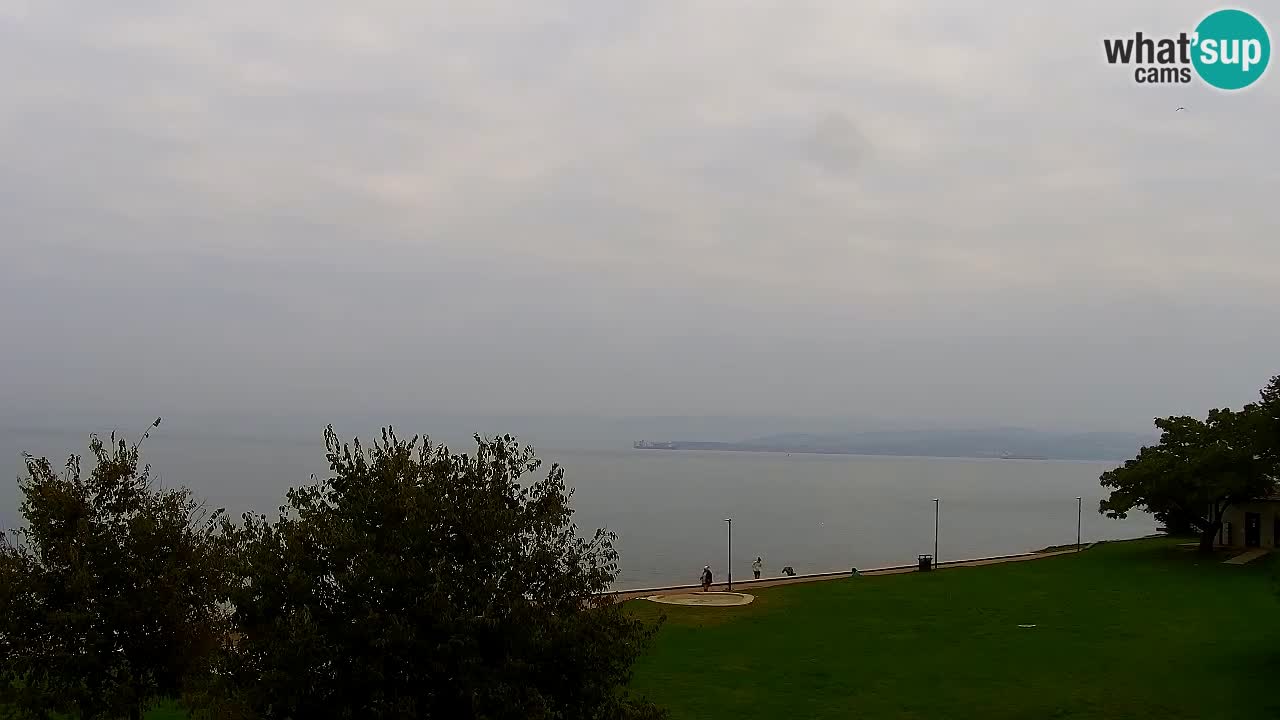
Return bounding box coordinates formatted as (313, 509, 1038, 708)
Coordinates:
(807, 112, 868, 175)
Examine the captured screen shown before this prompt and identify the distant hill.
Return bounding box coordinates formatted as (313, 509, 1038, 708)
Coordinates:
(633, 428, 1154, 461)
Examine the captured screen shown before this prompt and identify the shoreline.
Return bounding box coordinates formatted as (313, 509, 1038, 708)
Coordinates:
(605, 534, 1165, 598)
(606, 544, 1101, 601)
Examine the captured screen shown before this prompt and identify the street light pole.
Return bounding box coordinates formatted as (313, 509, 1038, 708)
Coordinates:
(1076, 497, 1082, 551)
(725, 518, 733, 591)
(933, 498, 940, 566)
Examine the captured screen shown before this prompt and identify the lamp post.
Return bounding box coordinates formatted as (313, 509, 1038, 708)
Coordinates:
(1076, 497, 1083, 551)
(933, 498, 940, 566)
(725, 518, 733, 591)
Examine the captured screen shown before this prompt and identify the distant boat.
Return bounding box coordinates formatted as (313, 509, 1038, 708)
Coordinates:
(1000, 452, 1048, 460)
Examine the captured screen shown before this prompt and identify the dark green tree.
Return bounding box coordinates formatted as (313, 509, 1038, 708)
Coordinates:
(0, 433, 234, 720)
(1100, 406, 1277, 552)
(210, 427, 663, 720)
(1257, 374, 1280, 463)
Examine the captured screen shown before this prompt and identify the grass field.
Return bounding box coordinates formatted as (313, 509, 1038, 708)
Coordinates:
(627, 539, 1280, 720)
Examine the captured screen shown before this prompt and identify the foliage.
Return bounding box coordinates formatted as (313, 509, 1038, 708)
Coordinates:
(1099, 405, 1276, 551)
(0, 434, 234, 720)
(1258, 374, 1280, 463)
(206, 426, 663, 720)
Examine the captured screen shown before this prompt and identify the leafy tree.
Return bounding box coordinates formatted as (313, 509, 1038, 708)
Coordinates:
(0, 433, 234, 720)
(209, 427, 664, 720)
(1100, 406, 1276, 552)
(1257, 374, 1280, 463)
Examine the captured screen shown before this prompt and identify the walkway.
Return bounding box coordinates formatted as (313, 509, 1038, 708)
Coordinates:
(608, 546, 1088, 603)
(1223, 548, 1270, 565)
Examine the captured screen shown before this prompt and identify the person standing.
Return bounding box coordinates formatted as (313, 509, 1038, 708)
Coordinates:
(751, 557, 763, 579)
(700, 565, 713, 591)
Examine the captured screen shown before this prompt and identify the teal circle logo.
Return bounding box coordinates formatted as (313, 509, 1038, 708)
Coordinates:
(1192, 9, 1270, 90)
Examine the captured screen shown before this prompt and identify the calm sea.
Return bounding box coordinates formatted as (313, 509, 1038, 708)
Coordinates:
(1, 429, 1153, 590)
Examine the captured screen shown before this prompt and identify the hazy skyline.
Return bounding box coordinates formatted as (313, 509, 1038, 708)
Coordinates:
(2, 1, 1278, 435)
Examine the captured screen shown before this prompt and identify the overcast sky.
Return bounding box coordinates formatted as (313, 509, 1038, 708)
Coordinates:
(2, 1, 1278, 434)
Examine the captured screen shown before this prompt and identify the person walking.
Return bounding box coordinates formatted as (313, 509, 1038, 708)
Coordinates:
(700, 565, 713, 592)
(751, 556, 763, 579)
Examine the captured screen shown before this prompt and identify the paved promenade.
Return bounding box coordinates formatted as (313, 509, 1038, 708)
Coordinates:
(608, 546, 1088, 603)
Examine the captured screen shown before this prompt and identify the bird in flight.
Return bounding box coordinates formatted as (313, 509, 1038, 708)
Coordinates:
(1175, 106, 1186, 112)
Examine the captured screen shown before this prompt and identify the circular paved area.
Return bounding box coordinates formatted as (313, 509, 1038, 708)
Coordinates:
(644, 591, 755, 606)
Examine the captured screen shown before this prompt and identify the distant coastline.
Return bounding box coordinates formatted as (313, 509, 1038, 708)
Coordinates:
(632, 429, 1150, 462)
(632, 442, 1052, 461)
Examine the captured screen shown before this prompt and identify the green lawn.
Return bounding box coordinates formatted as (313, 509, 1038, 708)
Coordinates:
(627, 539, 1280, 720)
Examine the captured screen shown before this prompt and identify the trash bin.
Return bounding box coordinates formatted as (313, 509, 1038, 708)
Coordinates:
(918, 554, 933, 572)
